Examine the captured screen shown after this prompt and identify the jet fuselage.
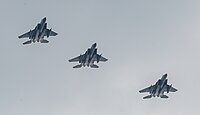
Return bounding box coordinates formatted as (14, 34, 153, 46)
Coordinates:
(32, 18, 47, 43)
(69, 43, 107, 68)
(19, 17, 58, 45)
(89, 43, 97, 59)
(150, 74, 168, 97)
(80, 49, 97, 67)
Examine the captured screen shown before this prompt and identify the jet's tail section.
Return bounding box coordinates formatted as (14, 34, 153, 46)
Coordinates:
(23, 40, 32, 45)
(90, 64, 99, 68)
(143, 95, 152, 99)
(160, 95, 168, 99)
(40, 39, 49, 43)
(73, 64, 82, 68)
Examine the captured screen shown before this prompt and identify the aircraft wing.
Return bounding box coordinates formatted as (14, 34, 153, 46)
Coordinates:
(99, 55, 108, 62)
(139, 86, 151, 93)
(69, 56, 80, 62)
(18, 31, 31, 38)
(168, 85, 178, 92)
(46, 29, 58, 36)
(94, 54, 108, 62)
(163, 85, 178, 92)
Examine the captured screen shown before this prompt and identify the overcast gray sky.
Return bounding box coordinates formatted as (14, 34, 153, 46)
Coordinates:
(0, 0, 200, 115)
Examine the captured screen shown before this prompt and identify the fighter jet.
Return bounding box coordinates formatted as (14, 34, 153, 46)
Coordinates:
(18, 17, 58, 45)
(139, 74, 177, 99)
(69, 43, 108, 68)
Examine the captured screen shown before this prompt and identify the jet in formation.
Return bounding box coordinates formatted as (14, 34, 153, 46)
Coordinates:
(139, 74, 177, 99)
(18, 17, 58, 45)
(69, 43, 108, 68)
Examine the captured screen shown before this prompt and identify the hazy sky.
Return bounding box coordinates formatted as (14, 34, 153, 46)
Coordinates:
(0, 0, 200, 115)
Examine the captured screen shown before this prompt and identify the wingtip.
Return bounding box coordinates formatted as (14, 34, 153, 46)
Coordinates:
(103, 58, 108, 62)
(53, 30, 58, 35)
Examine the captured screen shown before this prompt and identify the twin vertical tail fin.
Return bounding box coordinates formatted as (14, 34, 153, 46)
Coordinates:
(143, 95, 152, 99)
(73, 64, 82, 68)
(23, 40, 32, 45)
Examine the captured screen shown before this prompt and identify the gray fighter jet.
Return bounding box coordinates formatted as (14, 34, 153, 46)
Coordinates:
(18, 17, 58, 45)
(139, 74, 177, 99)
(69, 43, 108, 68)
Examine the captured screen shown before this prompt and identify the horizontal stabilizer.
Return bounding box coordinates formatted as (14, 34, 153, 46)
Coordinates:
(23, 40, 32, 45)
(160, 95, 168, 99)
(90, 64, 99, 68)
(40, 39, 49, 43)
(143, 95, 152, 99)
(73, 64, 82, 68)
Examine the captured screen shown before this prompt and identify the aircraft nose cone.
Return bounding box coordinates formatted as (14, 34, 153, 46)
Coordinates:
(163, 73, 167, 78)
(43, 17, 47, 22)
(93, 43, 97, 47)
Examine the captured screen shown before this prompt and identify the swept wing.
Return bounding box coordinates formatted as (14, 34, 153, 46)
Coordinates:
(45, 29, 58, 37)
(94, 54, 108, 62)
(18, 31, 32, 38)
(163, 85, 178, 92)
(168, 85, 178, 92)
(69, 56, 80, 62)
(99, 55, 108, 62)
(139, 86, 152, 93)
